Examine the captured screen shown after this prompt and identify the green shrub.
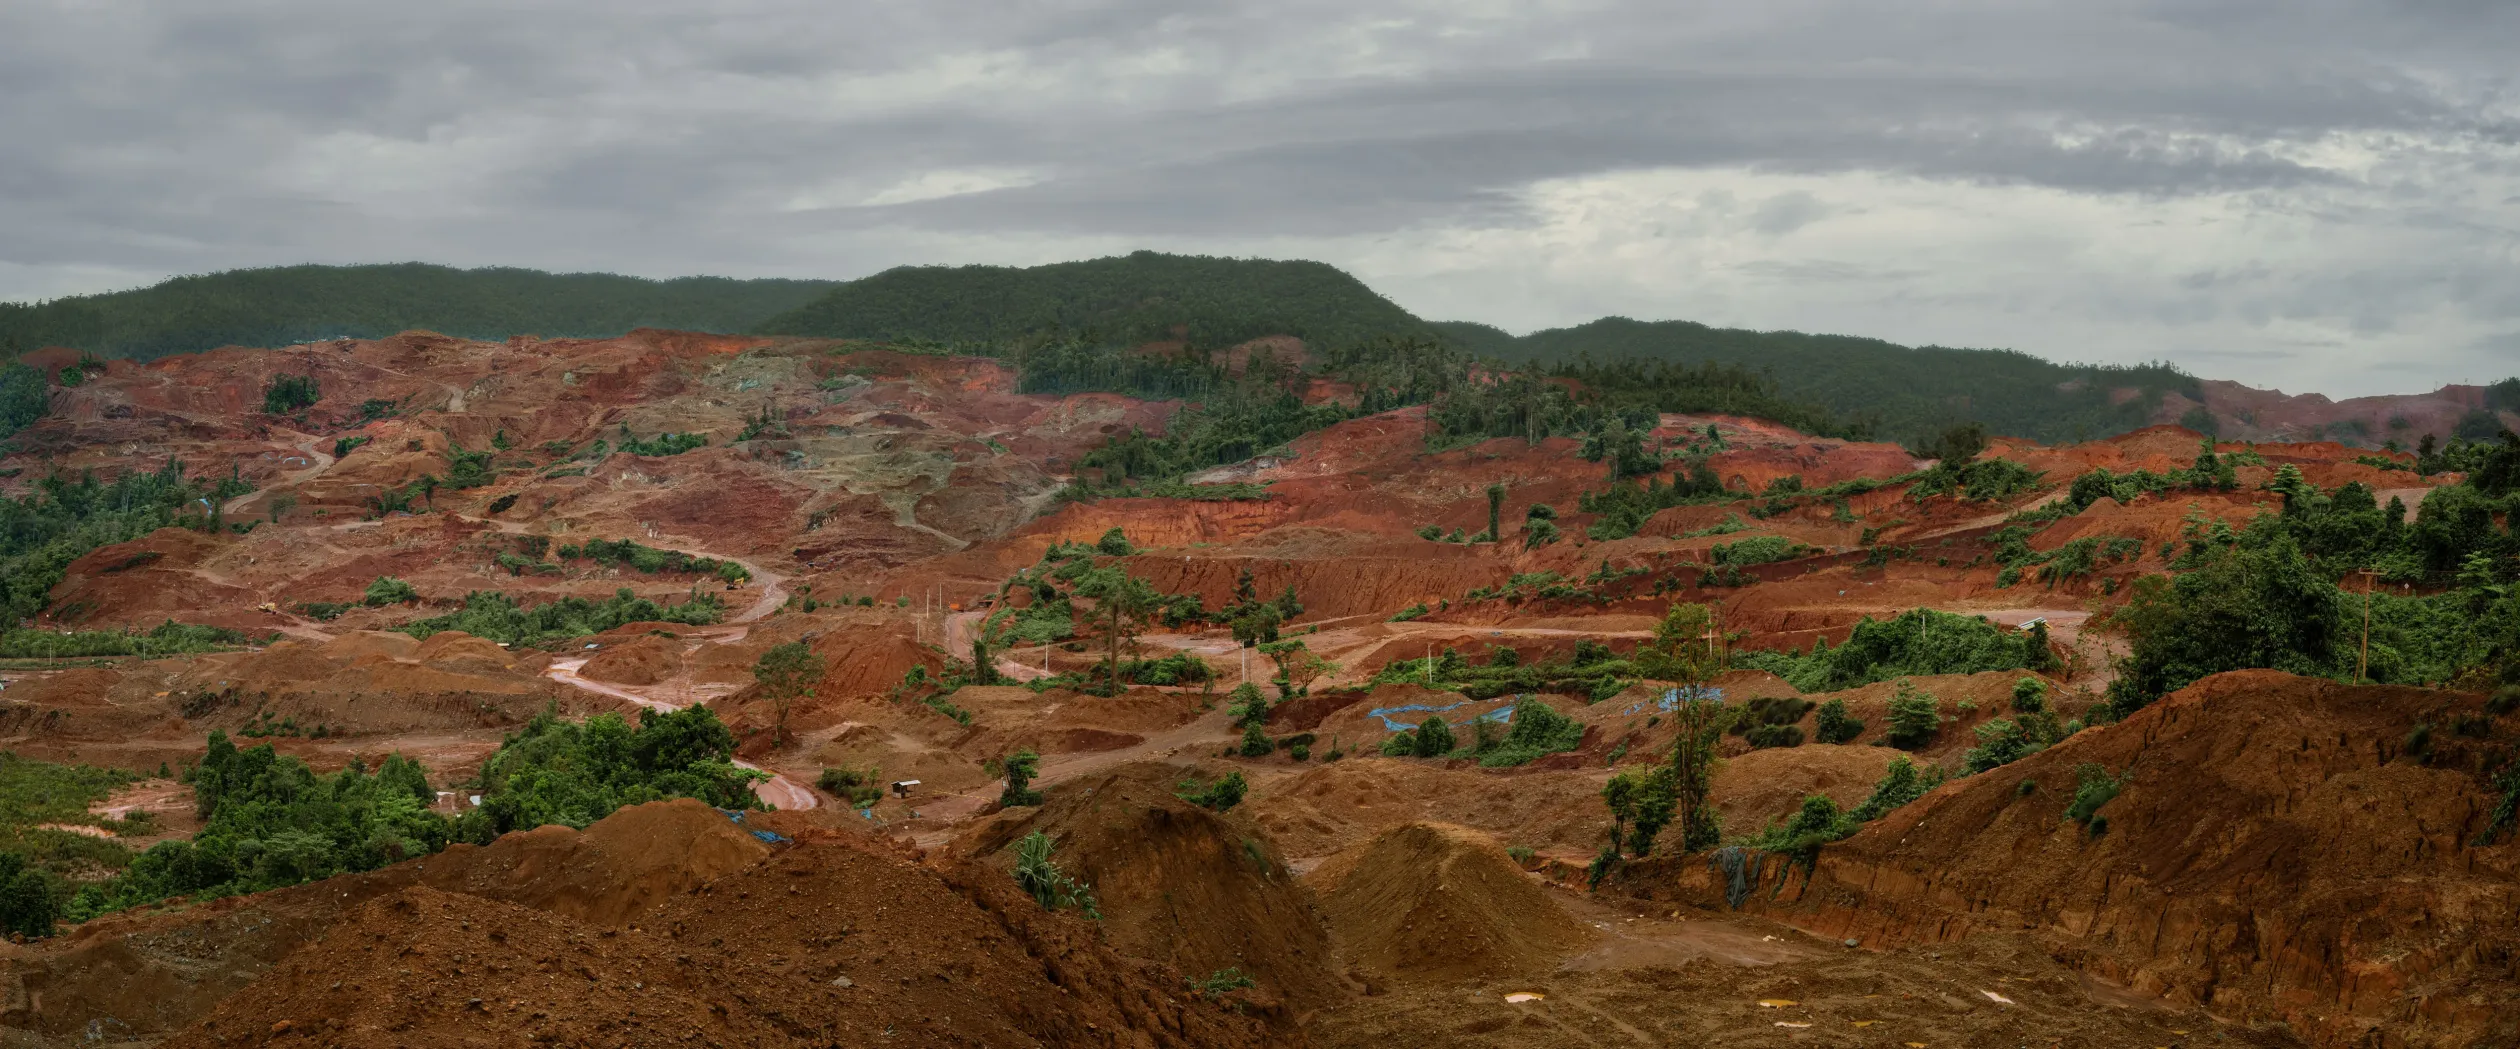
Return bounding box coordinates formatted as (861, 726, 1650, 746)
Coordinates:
(1379, 731, 1416, 757)
(1095, 528, 1134, 556)
(1388, 603, 1429, 622)
(1745, 723, 1804, 749)
(2487, 686, 2519, 716)
(261, 374, 319, 414)
(1476, 698, 1587, 767)
(1711, 535, 1811, 567)
(1962, 718, 2043, 773)
(1188, 967, 1256, 999)
(1885, 680, 1941, 750)
(0, 854, 59, 938)
(1226, 682, 1269, 728)
(2012, 677, 2048, 713)
(1813, 699, 1864, 744)
(399, 588, 722, 647)
(1176, 771, 1248, 812)
(362, 576, 418, 606)
(998, 750, 1042, 808)
(1010, 831, 1098, 918)
(1238, 724, 1274, 757)
(816, 766, 885, 808)
(2063, 763, 2125, 834)
(1412, 715, 1455, 757)
(332, 435, 370, 458)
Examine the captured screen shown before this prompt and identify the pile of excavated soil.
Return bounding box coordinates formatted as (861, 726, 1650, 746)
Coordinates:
(1253, 760, 1610, 860)
(156, 886, 792, 1049)
(1309, 822, 1593, 984)
(22, 801, 1270, 1049)
(4, 800, 766, 1045)
(954, 762, 1344, 1011)
(577, 631, 684, 685)
(1639, 671, 2520, 1049)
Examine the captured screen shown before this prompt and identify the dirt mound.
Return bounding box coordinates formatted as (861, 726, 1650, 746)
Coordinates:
(1309, 822, 1592, 984)
(577, 631, 683, 686)
(954, 762, 1344, 1011)
(1252, 759, 1610, 861)
(155, 886, 786, 1049)
(1646, 671, 2520, 1048)
(2, 801, 769, 1045)
(636, 835, 1271, 1049)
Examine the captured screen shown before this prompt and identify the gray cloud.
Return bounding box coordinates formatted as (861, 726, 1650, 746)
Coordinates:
(1, 0, 2515, 395)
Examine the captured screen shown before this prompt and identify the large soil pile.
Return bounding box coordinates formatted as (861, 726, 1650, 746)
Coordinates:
(1309, 822, 1592, 984)
(18, 801, 1271, 1049)
(1650, 671, 2520, 1048)
(956, 762, 1345, 1012)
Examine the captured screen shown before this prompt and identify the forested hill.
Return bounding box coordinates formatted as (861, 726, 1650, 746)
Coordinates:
(1460, 317, 2203, 448)
(751, 251, 1440, 351)
(0, 264, 834, 361)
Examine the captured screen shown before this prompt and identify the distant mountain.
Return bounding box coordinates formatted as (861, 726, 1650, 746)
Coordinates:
(751, 251, 1440, 352)
(0, 263, 834, 361)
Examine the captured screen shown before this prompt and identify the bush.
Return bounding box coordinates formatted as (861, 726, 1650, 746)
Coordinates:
(1226, 682, 1270, 728)
(1962, 718, 2042, 773)
(1412, 715, 1455, 757)
(817, 766, 884, 808)
(261, 374, 319, 414)
(1476, 698, 1588, 767)
(1745, 723, 1805, 749)
(1095, 528, 1134, 556)
(1379, 731, 1416, 757)
(0, 854, 59, 938)
(1010, 831, 1098, 917)
(1188, 968, 1256, 1000)
(398, 588, 723, 647)
(1238, 723, 1273, 757)
(2063, 763, 2124, 833)
(1813, 699, 1864, 744)
(362, 576, 418, 606)
(2012, 676, 2048, 713)
(2488, 686, 2520, 716)
(998, 750, 1042, 808)
(1176, 771, 1248, 812)
(1885, 680, 1941, 750)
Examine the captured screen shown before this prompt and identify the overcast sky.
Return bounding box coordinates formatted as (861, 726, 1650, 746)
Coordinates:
(4, 1, 2515, 397)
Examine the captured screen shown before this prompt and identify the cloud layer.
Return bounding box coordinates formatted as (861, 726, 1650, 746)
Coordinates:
(4, 0, 2515, 395)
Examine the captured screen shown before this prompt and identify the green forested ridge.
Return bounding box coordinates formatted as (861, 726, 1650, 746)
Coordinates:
(13, 253, 2500, 450)
(752, 251, 1439, 350)
(0, 263, 832, 361)
(1480, 317, 2201, 448)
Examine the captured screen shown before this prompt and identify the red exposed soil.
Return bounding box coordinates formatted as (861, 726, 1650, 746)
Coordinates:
(1617, 671, 2520, 1048)
(1307, 822, 1594, 984)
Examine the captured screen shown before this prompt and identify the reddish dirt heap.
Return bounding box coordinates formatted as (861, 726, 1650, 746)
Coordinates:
(1649, 671, 2520, 1049)
(956, 762, 1345, 1012)
(1308, 822, 1592, 984)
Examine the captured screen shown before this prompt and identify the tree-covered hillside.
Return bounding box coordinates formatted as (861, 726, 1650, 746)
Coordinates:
(1476, 317, 2201, 449)
(0, 264, 833, 361)
(751, 251, 1439, 352)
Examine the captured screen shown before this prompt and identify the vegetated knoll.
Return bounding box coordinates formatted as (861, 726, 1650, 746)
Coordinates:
(956, 762, 1345, 1014)
(0, 263, 834, 361)
(754, 250, 1438, 352)
(1465, 315, 2202, 447)
(1307, 822, 1593, 985)
(1657, 671, 2520, 1049)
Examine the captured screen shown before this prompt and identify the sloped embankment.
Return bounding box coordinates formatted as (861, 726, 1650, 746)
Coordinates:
(957, 761, 1345, 1014)
(1661, 671, 2520, 1048)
